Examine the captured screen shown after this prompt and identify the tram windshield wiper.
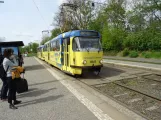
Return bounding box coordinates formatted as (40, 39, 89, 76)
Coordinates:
(98, 47, 101, 53)
(86, 48, 90, 52)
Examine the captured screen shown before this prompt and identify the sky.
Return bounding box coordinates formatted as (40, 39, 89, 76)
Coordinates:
(0, 0, 107, 46)
(0, 0, 64, 45)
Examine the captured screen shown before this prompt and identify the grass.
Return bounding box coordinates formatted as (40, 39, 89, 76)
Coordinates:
(140, 51, 161, 59)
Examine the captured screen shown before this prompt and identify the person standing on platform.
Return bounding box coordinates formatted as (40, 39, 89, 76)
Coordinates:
(0, 53, 8, 100)
(3, 49, 21, 109)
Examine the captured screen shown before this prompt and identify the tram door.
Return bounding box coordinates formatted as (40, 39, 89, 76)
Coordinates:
(63, 38, 70, 71)
(48, 43, 50, 61)
(41, 48, 43, 58)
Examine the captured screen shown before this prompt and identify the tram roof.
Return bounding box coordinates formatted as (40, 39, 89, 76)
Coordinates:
(50, 30, 100, 43)
(44, 41, 50, 45)
(64, 30, 100, 38)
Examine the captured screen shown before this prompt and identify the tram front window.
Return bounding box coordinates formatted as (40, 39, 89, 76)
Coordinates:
(73, 37, 102, 52)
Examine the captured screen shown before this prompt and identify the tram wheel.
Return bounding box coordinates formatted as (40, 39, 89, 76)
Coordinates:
(74, 73, 83, 78)
(94, 71, 100, 75)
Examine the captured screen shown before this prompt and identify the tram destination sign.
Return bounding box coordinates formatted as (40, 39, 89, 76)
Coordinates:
(80, 31, 98, 36)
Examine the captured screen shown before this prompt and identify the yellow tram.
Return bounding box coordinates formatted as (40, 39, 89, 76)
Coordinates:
(37, 45, 44, 60)
(38, 30, 103, 75)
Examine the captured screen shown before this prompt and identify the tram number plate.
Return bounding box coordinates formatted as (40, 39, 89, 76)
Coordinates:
(90, 60, 96, 63)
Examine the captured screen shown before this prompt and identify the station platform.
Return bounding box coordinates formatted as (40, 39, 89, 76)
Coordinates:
(0, 57, 98, 120)
(0, 57, 146, 120)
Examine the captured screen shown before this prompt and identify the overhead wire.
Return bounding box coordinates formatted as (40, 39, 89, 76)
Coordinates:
(32, 0, 50, 32)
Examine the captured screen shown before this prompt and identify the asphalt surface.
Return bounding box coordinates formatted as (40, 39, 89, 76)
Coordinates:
(0, 57, 98, 120)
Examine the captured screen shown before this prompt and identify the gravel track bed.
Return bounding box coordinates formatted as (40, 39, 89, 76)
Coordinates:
(94, 82, 161, 120)
(115, 78, 161, 100)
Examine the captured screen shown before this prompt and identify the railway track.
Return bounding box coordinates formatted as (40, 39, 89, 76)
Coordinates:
(76, 73, 161, 120)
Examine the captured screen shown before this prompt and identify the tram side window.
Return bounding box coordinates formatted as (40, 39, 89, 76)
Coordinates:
(52, 41, 56, 51)
(44, 45, 47, 51)
(72, 37, 79, 51)
(56, 40, 60, 51)
(50, 43, 53, 51)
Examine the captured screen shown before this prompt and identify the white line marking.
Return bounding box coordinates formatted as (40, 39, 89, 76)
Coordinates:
(113, 93, 128, 98)
(151, 84, 157, 86)
(128, 98, 142, 103)
(145, 106, 159, 111)
(35, 57, 114, 120)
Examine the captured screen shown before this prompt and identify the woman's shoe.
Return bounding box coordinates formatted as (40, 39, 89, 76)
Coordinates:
(1, 99, 7, 101)
(14, 100, 21, 105)
(1, 96, 8, 101)
(9, 104, 18, 109)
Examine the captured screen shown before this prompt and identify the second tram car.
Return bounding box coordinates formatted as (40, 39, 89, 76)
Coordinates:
(37, 45, 44, 60)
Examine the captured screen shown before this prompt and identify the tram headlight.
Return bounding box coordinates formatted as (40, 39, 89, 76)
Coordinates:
(82, 60, 87, 64)
(100, 59, 103, 64)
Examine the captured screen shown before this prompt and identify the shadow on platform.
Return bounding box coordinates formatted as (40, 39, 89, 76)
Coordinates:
(17, 95, 63, 107)
(17, 87, 56, 98)
(29, 80, 59, 87)
(24, 65, 45, 71)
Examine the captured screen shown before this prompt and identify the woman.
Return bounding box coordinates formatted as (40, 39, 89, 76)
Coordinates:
(0, 53, 8, 100)
(3, 48, 21, 109)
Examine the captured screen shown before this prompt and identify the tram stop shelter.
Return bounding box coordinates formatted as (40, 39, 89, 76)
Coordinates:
(0, 41, 24, 65)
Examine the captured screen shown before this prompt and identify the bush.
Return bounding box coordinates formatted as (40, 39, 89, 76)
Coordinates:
(142, 52, 151, 58)
(122, 48, 129, 57)
(103, 51, 118, 56)
(129, 51, 139, 58)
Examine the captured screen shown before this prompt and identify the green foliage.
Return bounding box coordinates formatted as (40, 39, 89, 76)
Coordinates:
(122, 48, 129, 57)
(19, 46, 29, 54)
(102, 26, 127, 51)
(31, 43, 39, 53)
(41, 36, 50, 45)
(141, 51, 161, 59)
(27, 53, 37, 57)
(19, 42, 39, 54)
(129, 51, 139, 58)
(141, 52, 151, 58)
(50, 28, 61, 40)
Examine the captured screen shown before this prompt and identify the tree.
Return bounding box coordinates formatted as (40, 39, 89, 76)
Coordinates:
(40, 36, 50, 45)
(53, 0, 96, 32)
(104, 0, 126, 29)
(50, 28, 61, 39)
(31, 43, 39, 53)
(19, 42, 39, 53)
